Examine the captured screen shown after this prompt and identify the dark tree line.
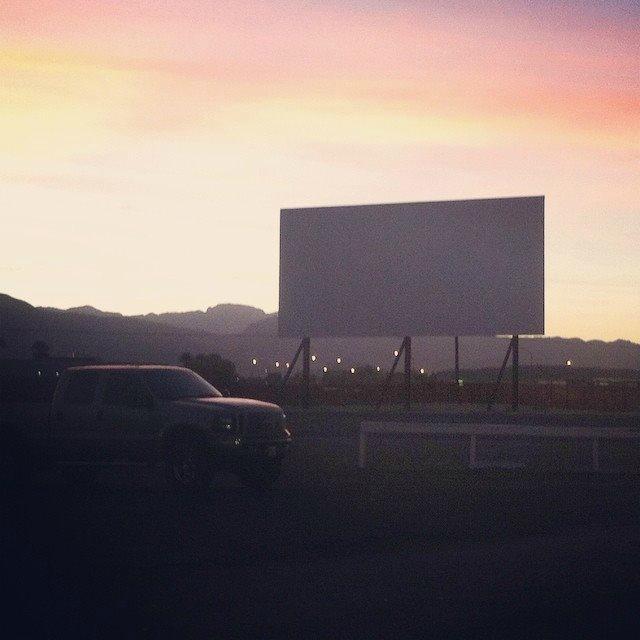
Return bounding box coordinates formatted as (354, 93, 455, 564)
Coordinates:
(180, 352, 238, 391)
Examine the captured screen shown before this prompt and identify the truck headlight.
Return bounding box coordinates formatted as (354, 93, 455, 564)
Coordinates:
(211, 415, 236, 433)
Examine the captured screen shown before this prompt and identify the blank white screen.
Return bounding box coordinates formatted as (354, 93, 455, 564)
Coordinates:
(279, 196, 544, 337)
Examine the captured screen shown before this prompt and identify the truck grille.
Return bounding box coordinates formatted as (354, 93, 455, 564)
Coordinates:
(243, 412, 283, 440)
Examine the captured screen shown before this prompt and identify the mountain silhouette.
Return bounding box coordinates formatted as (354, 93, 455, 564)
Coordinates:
(140, 304, 266, 334)
(38, 304, 124, 318)
(1, 293, 638, 375)
(242, 312, 278, 335)
(39, 300, 265, 333)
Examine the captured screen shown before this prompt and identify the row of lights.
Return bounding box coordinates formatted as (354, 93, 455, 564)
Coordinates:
(34, 360, 574, 380)
(252, 355, 575, 370)
(252, 349, 404, 364)
(31, 359, 574, 380)
(250, 356, 428, 375)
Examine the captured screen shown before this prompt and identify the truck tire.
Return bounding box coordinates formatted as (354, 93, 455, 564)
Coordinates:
(239, 460, 282, 491)
(165, 436, 210, 494)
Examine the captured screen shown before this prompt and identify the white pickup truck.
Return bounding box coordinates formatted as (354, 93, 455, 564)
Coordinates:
(17, 364, 291, 491)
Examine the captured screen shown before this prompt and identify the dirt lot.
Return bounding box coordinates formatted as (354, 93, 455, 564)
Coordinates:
(3, 408, 640, 638)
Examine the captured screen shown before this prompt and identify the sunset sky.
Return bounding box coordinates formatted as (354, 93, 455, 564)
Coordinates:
(1, 1, 638, 341)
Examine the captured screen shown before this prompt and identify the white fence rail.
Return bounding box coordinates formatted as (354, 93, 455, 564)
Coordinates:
(358, 421, 640, 472)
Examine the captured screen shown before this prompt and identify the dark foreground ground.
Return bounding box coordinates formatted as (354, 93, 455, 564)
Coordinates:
(3, 410, 640, 638)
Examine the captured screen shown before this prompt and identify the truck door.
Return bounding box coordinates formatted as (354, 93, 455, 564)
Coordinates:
(97, 371, 158, 464)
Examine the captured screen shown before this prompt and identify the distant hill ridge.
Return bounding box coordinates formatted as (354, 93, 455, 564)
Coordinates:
(0, 293, 638, 374)
(36, 298, 266, 335)
(140, 303, 266, 334)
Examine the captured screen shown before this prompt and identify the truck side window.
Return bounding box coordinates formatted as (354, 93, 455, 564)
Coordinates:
(103, 373, 148, 408)
(64, 372, 100, 405)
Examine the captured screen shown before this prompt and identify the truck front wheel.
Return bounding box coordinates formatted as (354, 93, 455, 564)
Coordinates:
(165, 437, 210, 494)
(238, 460, 282, 491)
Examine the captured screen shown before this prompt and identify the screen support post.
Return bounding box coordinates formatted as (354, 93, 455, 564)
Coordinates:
(404, 336, 412, 411)
(280, 336, 311, 407)
(302, 336, 310, 407)
(454, 336, 460, 401)
(511, 334, 519, 411)
(376, 336, 412, 411)
(487, 335, 519, 412)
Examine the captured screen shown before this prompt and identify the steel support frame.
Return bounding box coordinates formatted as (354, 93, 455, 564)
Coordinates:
(280, 336, 311, 407)
(487, 335, 520, 412)
(376, 336, 412, 411)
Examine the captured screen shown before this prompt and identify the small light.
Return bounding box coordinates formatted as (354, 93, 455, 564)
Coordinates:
(234, 438, 241, 446)
(458, 378, 464, 387)
(285, 362, 290, 368)
(323, 366, 328, 373)
(336, 357, 341, 364)
(420, 368, 425, 374)
(311, 355, 317, 362)
(376, 366, 381, 372)
(350, 367, 355, 374)
(394, 350, 399, 357)
(37, 370, 42, 377)
(251, 358, 257, 365)
(275, 361, 280, 368)
(264, 368, 268, 374)
(566, 360, 572, 366)
(55, 371, 60, 377)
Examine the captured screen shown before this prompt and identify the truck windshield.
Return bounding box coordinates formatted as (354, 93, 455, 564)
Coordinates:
(142, 369, 222, 400)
